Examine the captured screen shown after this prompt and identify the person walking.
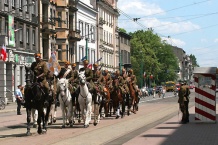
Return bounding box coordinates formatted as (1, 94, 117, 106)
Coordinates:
(162, 86, 166, 98)
(153, 86, 156, 98)
(178, 81, 188, 124)
(184, 81, 190, 123)
(15, 85, 23, 115)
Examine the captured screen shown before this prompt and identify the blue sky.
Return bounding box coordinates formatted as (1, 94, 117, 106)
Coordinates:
(117, 0, 218, 67)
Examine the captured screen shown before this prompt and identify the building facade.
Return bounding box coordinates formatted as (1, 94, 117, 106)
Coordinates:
(76, 0, 97, 69)
(96, 0, 119, 71)
(0, 0, 38, 103)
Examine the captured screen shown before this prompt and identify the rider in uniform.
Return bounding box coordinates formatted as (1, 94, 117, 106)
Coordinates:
(115, 70, 126, 95)
(69, 63, 79, 106)
(178, 81, 188, 124)
(92, 63, 103, 104)
(56, 61, 73, 105)
(102, 69, 113, 90)
(75, 60, 94, 95)
(128, 69, 139, 93)
(121, 68, 129, 94)
(31, 53, 50, 107)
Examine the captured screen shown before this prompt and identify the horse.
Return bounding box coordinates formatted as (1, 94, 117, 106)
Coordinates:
(24, 66, 50, 135)
(78, 71, 92, 128)
(57, 78, 74, 128)
(127, 76, 139, 114)
(110, 77, 125, 119)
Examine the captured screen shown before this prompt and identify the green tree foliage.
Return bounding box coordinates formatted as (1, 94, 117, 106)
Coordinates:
(190, 54, 199, 67)
(130, 30, 179, 87)
(119, 28, 127, 33)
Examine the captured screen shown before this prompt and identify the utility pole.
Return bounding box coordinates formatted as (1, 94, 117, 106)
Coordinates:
(119, 35, 122, 72)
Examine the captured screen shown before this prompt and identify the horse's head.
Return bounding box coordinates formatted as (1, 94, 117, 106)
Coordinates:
(78, 71, 86, 86)
(31, 83, 43, 101)
(25, 66, 34, 85)
(57, 78, 68, 96)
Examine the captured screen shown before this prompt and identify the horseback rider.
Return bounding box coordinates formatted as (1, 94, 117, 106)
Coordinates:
(102, 69, 113, 90)
(121, 68, 129, 94)
(69, 63, 79, 106)
(46, 70, 57, 103)
(128, 69, 139, 93)
(30, 53, 50, 107)
(75, 59, 94, 95)
(92, 63, 103, 104)
(114, 70, 126, 95)
(56, 61, 73, 105)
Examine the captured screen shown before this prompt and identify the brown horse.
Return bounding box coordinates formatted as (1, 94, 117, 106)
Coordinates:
(99, 84, 111, 117)
(110, 78, 125, 118)
(127, 77, 138, 114)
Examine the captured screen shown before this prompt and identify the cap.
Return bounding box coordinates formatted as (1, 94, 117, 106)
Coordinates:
(71, 63, 76, 67)
(83, 60, 89, 65)
(64, 61, 70, 65)
(93, 63, 98, 67)
(34, 53, 41, 58)
(128, 69, 133, 74)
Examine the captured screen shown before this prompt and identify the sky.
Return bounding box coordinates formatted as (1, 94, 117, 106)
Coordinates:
(117, 0, 218, 67)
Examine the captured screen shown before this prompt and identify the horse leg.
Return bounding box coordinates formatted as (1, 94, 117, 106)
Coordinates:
(32, 109, 38, 128)
(94, 103, 100, 126)
(84, 99, 92, 128)
(26, 108, 32, 136)
(41, 108, 47, 133)
(60, 104, 66, 128)
(53, 104, 57, 123)
(48, 104, 54, 125)
(37, 109, 43, 134)
(67, 103, 73, 127)
(116, 103, 120, 119)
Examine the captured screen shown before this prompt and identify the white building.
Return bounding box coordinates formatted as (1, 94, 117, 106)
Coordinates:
(76, 0, 97, 69)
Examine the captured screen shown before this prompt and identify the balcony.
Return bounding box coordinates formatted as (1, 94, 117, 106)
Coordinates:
(68, 29, 81, 41)
(41, 22, 56, 34)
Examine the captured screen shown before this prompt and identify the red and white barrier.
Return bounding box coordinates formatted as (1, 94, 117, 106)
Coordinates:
(194, 68, 216, 123)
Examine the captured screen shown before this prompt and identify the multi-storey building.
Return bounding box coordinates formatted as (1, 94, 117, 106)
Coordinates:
(96, 0, 119, 71)
(172, 46, 193, 83)
(119, 31, 131, 67)
(76, 0, 97, 69)
(0, 0, 38, 103)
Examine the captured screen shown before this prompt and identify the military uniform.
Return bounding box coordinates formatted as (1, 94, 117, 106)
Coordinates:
(115, 71, 126, 94)
(128, 69, 138, 91)
(178, 82, 188, 124)
(121, 69, 129, 94)
(184, 82, 190, 123)
(92, 64, 103, 92)
(31, 53, 49, 106)
(68, 63, 79, 93)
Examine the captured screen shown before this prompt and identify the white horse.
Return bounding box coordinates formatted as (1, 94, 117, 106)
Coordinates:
(78, 71, 92, 128)
(57, 78, 74, 128)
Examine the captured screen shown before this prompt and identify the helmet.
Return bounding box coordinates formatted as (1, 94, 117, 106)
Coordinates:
(71, 63, 76, 67)
(115, 70, 120, 75)
(64, 61, 70, 65)
(128, 69, 133, 74)
(34, 53, 41, 58)
(83, 60, 89, 65)
(93, 63, 98, 67)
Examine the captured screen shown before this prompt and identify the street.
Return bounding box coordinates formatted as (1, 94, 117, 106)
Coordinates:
(0, 91, 194, 145)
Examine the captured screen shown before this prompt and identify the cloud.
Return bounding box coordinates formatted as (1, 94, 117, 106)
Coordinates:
(118, 0, 200, 34)
(214, 39, 218, 43)
(161, 37, 186, 48)
(200, 39, 208, 43)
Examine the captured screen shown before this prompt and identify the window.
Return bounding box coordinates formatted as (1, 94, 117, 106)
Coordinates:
(50, 8, 53, 22)
(91, 50, 95, 63)
(32, 3, 36, 14)
(0, 18, 2, 34)
(4, 0, 8, 4)
(66, 12, 68, 28)
(32, 29, 35, 45)
(19, 0, 22, 10)
(79, 46, 84, 62)
(5, 21, 8, 35)
(25, 0, 29, 12)
(26, 27, 29, 44)
(58, 12, 62, 27)
(12, 0, 15, 7)
(58, 45, 62, 60)
(66, 44, 68, 60)
(79, 21, 83, 36)
(90, 25, 95, 41)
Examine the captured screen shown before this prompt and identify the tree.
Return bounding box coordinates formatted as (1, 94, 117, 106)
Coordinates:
(190, 54, 199, 67)
(119, 28, 127, 33)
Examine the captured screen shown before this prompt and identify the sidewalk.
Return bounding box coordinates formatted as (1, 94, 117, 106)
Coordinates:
(0, 102, 25, 113)
(124, 104, 218, 145)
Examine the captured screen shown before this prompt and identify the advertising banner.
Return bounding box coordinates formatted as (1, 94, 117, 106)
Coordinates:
(8, 15, 15, 47)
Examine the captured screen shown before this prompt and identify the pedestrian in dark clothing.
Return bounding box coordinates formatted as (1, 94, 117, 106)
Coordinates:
(15, 85, 23, 115)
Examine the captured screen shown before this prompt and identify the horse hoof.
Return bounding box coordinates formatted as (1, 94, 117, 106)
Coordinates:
(84, 125, 89, 128)
(42, 129, 47, 134)
(33, 124, 37, 128)
(66, 123, 69, 126)
(116, 115, 120, 119)
(26, 131, 32, 136)
(70, 124, 74, 128)
(37, 130, 42, 134)
(94, 122, 97, 126)
(62, 125, 65, 128)
(78, 120, 81, 123)
(53, 118, 56, 123)
(48, 122, 52, 125)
